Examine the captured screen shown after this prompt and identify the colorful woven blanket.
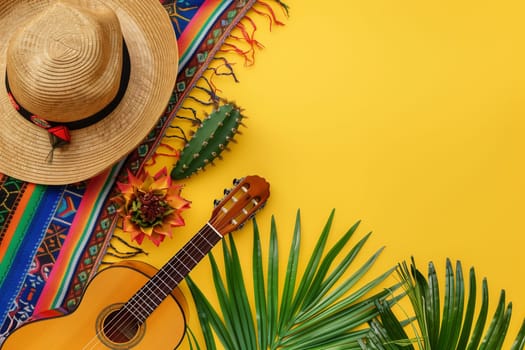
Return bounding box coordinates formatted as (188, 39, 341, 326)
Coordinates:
(0, 0, 284, 343)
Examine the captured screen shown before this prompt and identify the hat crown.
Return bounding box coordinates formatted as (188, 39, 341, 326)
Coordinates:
(6, 0, 123, 123)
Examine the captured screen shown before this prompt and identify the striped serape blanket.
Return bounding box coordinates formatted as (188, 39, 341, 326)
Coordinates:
(0, 0, 284, 343)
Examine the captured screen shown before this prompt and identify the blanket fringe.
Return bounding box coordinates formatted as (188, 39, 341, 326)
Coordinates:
(175, 106, 202, 126)
(144, 143, 180, 168)
(109, 0, 289, 221)
(220, 0, 288, 66)
(154, 0, 289, 171)
(209, 57, 239, 83)
(101, 234, 148, 264)
(254, 0, 288, 30)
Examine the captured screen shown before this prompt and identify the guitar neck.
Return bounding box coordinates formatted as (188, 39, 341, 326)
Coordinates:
(124, 223, 223, 323)
(120, 175, 270, 325)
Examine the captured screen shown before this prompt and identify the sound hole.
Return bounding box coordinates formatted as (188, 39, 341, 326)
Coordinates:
(103, 309, 139, 343)
(97, 304, 145, 348)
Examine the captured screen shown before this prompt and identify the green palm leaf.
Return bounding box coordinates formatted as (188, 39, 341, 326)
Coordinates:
(186, 209, 397, 349)
(253, 219, 268, 349)
(511, 320, 525, 350)
(361, 258, 525, 350)
(277, 211, 302, 337)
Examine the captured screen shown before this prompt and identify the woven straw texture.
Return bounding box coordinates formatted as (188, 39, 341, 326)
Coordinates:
(0, 0, 178, 185)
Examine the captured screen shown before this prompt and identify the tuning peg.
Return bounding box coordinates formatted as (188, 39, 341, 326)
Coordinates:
(213, 199, 221, 207)
(224, 188, 231, 195)
(233, 177, 243, 186)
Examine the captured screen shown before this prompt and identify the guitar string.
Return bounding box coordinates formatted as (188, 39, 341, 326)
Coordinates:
(124, 225, 222, 321)
(82, 225, 218, 350)
(112, 226, 220, 324)
(83, 184, 262, 348)
(81, 224, 222, 350)
(83, 225, 218, 349)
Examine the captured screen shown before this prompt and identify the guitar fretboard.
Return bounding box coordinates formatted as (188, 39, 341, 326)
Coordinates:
(123, 223, 223, 323)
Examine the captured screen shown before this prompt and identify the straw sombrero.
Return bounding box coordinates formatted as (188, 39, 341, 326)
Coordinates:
(0, 0, 178, 185)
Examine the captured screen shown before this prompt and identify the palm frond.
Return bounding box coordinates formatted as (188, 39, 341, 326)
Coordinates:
(511, 319, 525, 350)
(361, 257, 525, 350)
(253, 218, 268, 349)
(186, 209, 397, 349)
(186, 327, 204, 350)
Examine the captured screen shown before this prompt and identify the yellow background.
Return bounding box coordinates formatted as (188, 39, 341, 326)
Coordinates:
(112, 0, 525, 347)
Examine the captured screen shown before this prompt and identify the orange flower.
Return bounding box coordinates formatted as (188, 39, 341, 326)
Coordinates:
(116, 167, 190, 246)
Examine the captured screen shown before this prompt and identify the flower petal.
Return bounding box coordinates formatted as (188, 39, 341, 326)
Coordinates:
(141, 225, 154, 237)
(115, 167, 190, 247)
(149, 233, 166, 246)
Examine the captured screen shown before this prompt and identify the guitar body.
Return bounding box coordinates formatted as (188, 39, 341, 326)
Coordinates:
(2, 175, 270, 349)
(1, 261, 187, 349)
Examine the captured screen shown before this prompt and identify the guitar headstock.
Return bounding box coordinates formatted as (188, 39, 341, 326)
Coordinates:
(209, 175, 270, 236)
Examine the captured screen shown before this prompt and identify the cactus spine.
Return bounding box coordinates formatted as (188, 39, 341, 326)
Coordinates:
(171, 102, 244, 180)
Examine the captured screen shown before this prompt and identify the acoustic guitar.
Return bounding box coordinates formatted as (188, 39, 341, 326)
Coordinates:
(1, 175, 270, 349)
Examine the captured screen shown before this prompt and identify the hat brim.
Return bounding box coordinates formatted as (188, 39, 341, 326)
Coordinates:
(0, 0, 178, 185)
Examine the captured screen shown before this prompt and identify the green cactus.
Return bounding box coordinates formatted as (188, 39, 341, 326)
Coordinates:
(171, 102, 244, 180)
